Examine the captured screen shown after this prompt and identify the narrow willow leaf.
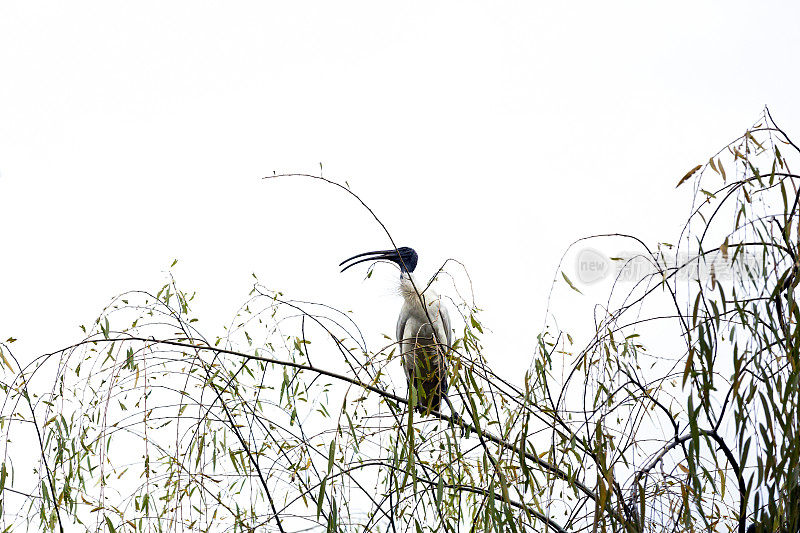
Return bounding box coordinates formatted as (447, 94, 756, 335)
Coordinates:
(561, 272, 583, 294)
(316, 476, 326, 519)
(677, 164, 702, 187)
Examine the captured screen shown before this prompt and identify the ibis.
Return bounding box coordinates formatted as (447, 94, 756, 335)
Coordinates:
(340, 247, 452, 416)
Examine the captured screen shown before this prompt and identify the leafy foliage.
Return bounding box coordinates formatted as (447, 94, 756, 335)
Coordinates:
(0, 109, 798, 532)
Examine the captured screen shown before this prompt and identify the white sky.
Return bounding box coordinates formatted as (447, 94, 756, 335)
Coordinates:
(2, 1, 800, 379)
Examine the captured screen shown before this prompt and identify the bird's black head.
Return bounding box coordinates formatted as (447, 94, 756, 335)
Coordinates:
(339, 246, 418, 274)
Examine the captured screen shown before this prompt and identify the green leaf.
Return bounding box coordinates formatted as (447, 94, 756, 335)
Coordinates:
(561, 272, 583, 294)
(682, 348, 694, 387)
(316, 477, 326, 519)
(470, 314, 483, 333)
(692, 291, 702, 327)
(327, 440, 335, 475)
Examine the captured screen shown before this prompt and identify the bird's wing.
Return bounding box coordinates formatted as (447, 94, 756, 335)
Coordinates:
(440, 301, 452, 349)
(396, 308, 413, 384)
(396, 307, 409, 343)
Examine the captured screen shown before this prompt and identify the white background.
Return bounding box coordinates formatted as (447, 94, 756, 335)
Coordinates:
(2, 1, 799, 378)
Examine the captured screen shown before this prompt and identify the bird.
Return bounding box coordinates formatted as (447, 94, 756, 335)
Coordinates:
(340, 246, 452, 416)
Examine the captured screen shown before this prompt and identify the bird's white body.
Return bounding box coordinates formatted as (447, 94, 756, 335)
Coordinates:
(339, 247, 453, 415)
(395, 273, 452, 413)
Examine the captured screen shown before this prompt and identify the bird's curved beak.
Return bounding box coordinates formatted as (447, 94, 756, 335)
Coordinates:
(339, 249, 398, 273)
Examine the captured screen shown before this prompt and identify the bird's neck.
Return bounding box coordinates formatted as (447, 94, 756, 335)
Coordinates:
(400, 273, 436, 310)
